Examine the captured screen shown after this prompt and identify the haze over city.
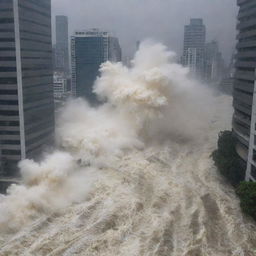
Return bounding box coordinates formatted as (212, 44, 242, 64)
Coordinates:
(52, 0, 238, 61)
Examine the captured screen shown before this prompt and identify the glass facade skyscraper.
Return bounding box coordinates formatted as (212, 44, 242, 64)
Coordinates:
(233, 0, 256, 181)
(0, 0, 55, 176)
(71, 29, 122, 103)
(55, 15, 69, 74)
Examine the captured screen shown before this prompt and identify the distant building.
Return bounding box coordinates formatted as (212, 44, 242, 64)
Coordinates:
(219, 50, 235, 95)
(52, 44, 56, 70)
(228, 51, 236, 78)
(55, 16, 69, 74)
(53, 72, 71, 110)
(123, 56, 132, 67)
(0, 0, 55, 176)
(233, 0, 256, 181)
(205, 40, 225, 83)
(71, 29, 122, 102)
(182, 19, 206, 79)
(136, 40, 140, 51)
(219, 78, 234, 95)
(53, 72, 67, 99)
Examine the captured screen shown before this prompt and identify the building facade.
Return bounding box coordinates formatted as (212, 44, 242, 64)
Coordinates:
(233, 0, 256, 181)
(185, 48, 197, 75)
(71, 29, 121, 103)
(182, 19, 206, 79)
(0, 0, 55, 176)
(55, 15, 69, 74)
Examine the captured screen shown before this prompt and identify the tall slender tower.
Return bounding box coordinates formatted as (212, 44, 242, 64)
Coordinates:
(71, 29, 122, 103)
(55, 15, 69, 74)
(182, 19, 206, 79)
(233, 0, 256, 181)
(0, 0, 55, 176)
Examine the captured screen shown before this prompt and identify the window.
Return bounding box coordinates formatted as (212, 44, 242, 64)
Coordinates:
(0, 121, 19, 126)
(0, 38, 14, 42)
(0, 110, 19, 116)
(0, 100, 18, 105)
(0, 18, 13, 24)
(0, 90, 17, 95)
(251, 165, 256, 180)
(253, 150, 256, 162)
(0, 67, 16, 72)
(2, 149, 21, 155)
(1, 140, 20, 145)
(0, 130, 19, 135)
(0, 77, 17, 84)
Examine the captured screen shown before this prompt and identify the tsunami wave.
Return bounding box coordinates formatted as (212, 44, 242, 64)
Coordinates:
(0, 41, 256, 256)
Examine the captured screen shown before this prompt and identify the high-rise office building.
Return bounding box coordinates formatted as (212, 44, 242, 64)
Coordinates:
(55, 15, 69, 74)
(182, 19, 206, 79)
(71, 29, 122, 102)
(233, 0, 256, 181)
(0, 0, 55, 176)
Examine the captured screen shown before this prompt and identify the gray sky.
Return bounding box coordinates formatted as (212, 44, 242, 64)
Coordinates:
(52, 0, 238, 64)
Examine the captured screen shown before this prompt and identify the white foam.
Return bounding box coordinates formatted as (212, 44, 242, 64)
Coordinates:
(0, 42, 255, 255)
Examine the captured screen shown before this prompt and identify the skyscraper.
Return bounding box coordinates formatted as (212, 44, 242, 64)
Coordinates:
(0, 0, 55, 176)
(55, 15, 69, 74)
(71, 29, 122, 102)
(182, 19, 206, 79)
(233, 0, 256, 181)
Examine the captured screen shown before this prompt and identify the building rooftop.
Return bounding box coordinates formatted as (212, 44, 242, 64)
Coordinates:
(190, 18, 203, 25)
(73, 29, 111, 37)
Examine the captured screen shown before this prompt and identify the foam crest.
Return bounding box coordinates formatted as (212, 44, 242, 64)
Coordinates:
(0, 42, 255, 256)
(0, 41, 217, 232)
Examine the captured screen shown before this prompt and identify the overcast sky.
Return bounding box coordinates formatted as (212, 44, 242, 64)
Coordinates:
(52, 0, 238, 64)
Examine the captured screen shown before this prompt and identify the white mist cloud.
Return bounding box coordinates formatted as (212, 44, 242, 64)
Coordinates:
(1, 42, 254, 256)
(0, 42, 217, 232)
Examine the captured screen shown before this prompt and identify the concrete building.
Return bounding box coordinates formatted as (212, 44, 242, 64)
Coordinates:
(0, 0, 55, 176)
(55, 15, 69, 74)
(71, 29, 122, 102)
(233, 0, 256, 181)
(182, 19, 206, 79)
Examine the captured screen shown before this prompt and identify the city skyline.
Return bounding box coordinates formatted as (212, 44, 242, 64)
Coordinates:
(52, 0, 237, 62)
(0, 1, 237, 178)
(1, 1, 256, 254)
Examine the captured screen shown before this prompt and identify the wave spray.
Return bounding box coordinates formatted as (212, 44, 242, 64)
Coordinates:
(0, 41, 255, 256)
